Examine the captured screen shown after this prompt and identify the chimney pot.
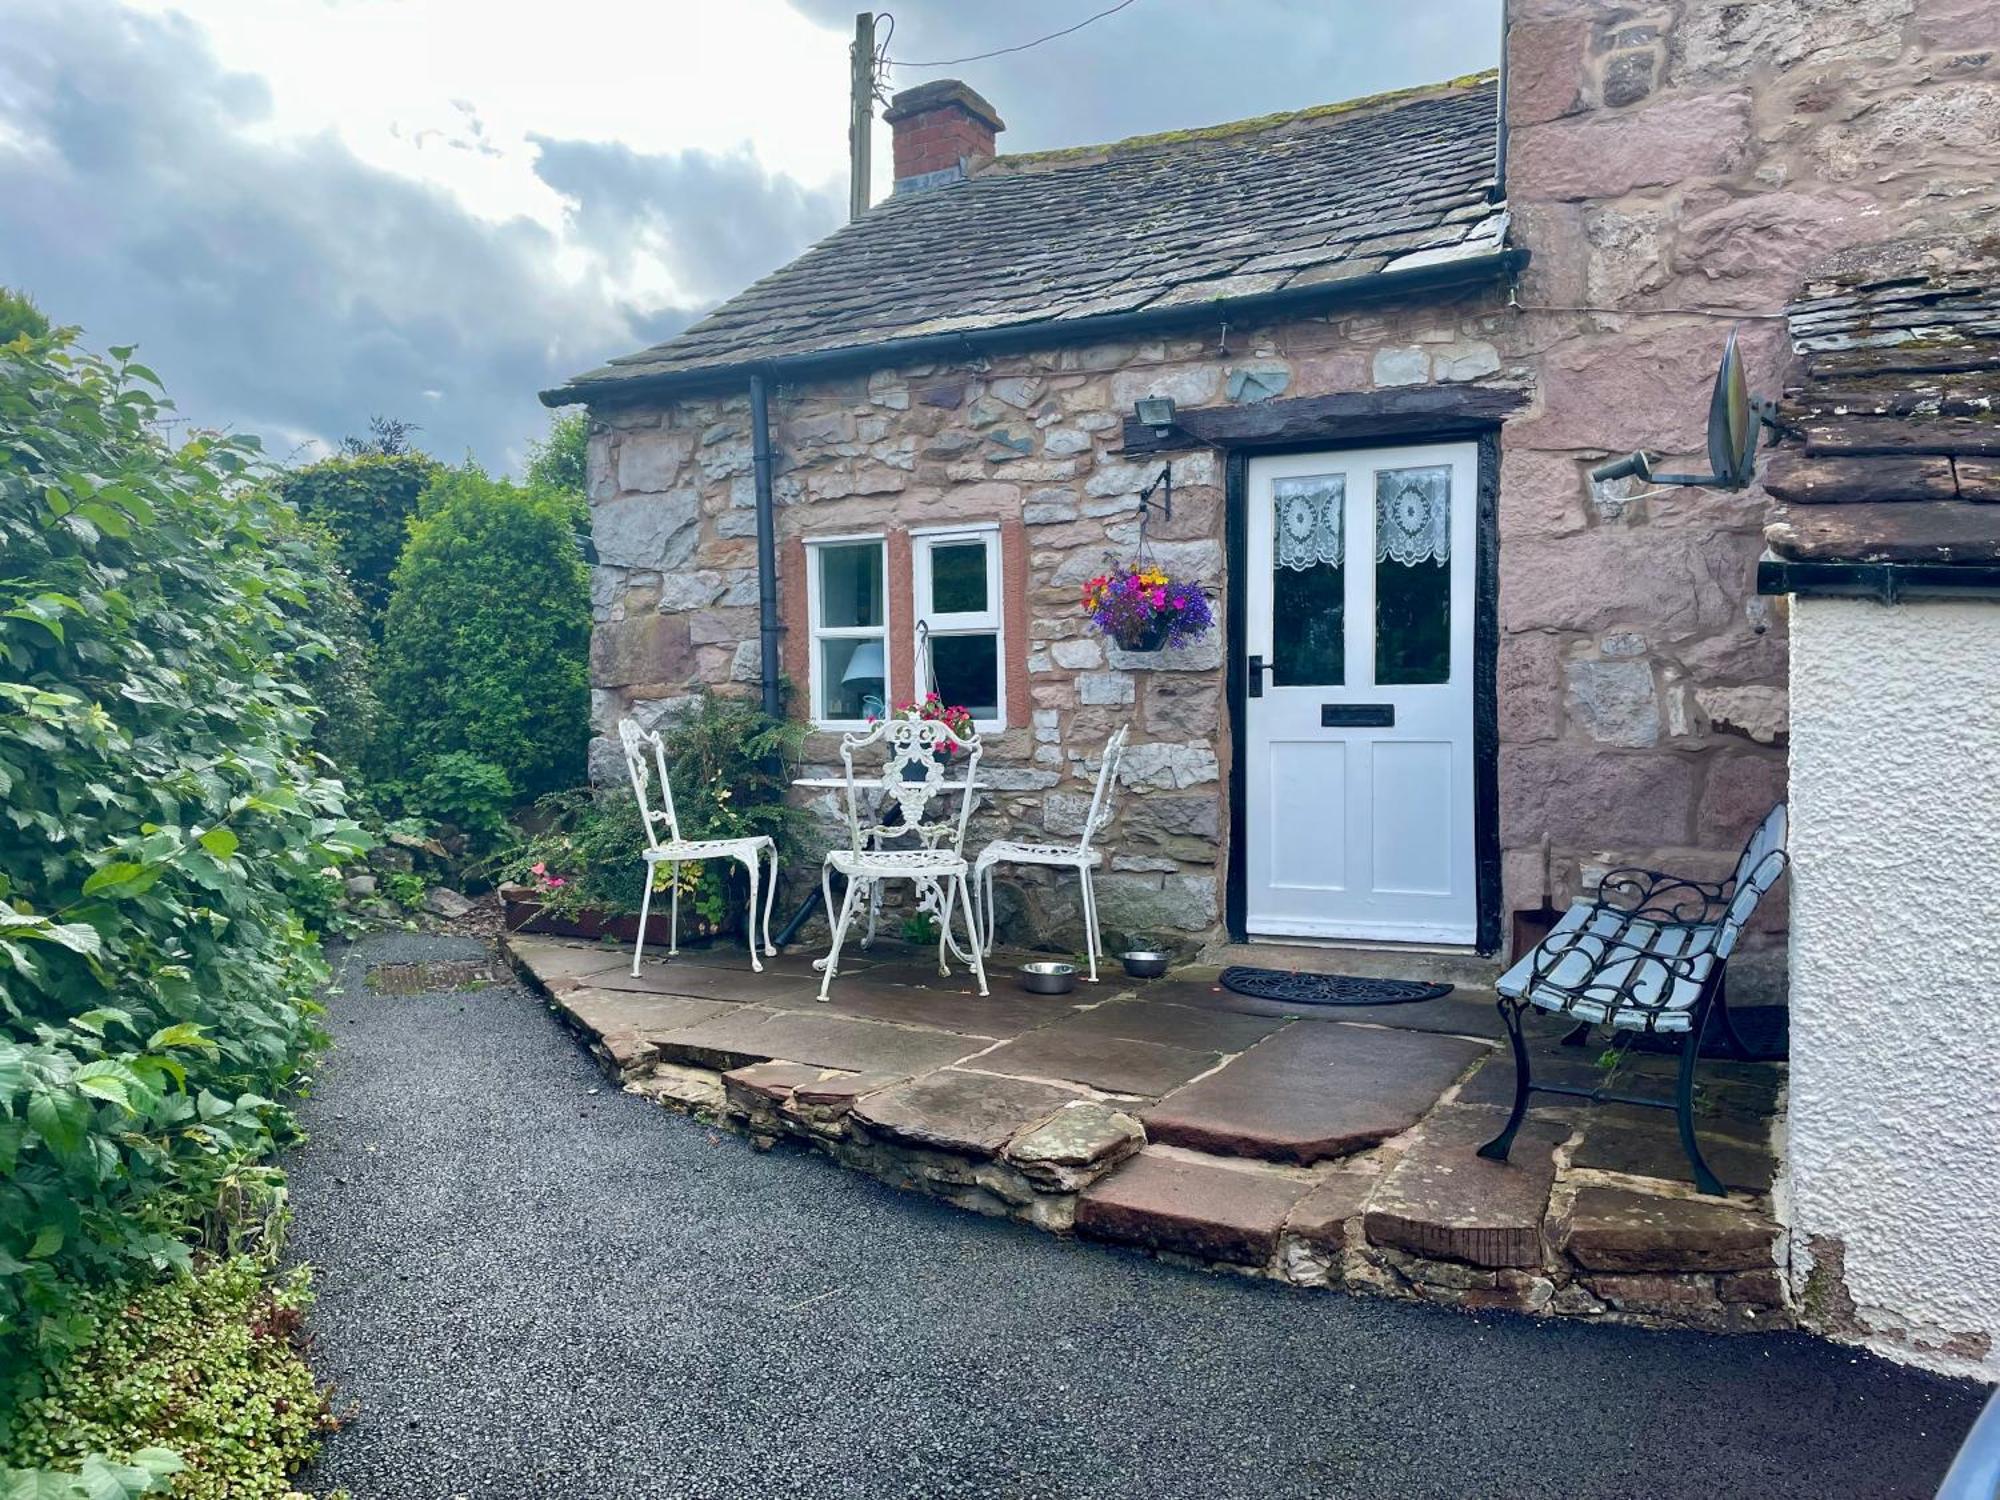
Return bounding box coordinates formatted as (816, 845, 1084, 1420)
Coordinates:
(883, 79, 1005, 193)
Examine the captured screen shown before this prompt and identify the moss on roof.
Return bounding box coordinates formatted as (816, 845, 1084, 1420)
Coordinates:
(987, 70, 1499, 173)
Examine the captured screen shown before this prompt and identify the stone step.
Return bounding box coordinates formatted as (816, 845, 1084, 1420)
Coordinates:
(1362, 1103, 1566, 1269)
(1141, 1021, 1488, 1165)
(1077, 1146, 1315, 1266)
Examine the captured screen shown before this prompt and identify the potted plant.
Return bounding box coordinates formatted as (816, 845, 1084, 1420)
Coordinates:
(1081, 566, 1215, 652)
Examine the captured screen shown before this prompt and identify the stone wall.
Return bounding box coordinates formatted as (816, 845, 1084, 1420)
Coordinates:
(1499, 0, 2000, 951)
(585, 292, 1521, 950)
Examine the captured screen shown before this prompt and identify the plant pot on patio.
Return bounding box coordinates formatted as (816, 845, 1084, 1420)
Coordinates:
(499, 882, 726, 947)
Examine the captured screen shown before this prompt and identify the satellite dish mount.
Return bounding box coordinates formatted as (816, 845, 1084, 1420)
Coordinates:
(1589, 328, 1782, 490)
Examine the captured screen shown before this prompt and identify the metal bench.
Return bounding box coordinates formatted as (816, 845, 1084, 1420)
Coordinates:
(1477, 804, 1789, 1195)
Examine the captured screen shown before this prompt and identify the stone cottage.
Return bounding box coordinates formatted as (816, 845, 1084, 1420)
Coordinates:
(546, 0, 1997, 982)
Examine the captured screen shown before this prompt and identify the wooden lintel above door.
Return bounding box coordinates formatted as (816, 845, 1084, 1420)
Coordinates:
(1120, 385, 1528, 456)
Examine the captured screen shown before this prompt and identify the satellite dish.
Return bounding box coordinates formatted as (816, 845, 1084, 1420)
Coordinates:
(1591, 327, 1774, 490)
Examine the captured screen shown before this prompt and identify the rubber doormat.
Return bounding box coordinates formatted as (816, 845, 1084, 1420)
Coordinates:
(1217, 967, 1452, 1007)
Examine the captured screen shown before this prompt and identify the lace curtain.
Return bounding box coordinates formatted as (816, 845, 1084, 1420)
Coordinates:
(1375, 465, 1451, 567)
(1273, 475, 1345, 571)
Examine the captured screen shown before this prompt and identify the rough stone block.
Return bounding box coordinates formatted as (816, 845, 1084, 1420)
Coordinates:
(1500, 745, 1696, 848)
(1118, 741, 1219, 791)
(852, 1069, 1081, 1158)
(1144, 678, 1221, 738)
(593, 491, 699, 571)
(1004, 1101, 1146, 1191)
(1373, 346, 1430, 387)
(1094, 872, 1219, 935)
(1509, 94, 1751, 202)
(1284, 1170, 1377, 1254)
(1565, 658, 1660, 748)
(1075, 1147, 1311, 1265)
(616, 431, 692, 493)
(1363, 1105, 1565, 1268)
(590, 613, 694, 691)
(1557, 1185, 1780, 1273)
(1507, 15, 1589, 124)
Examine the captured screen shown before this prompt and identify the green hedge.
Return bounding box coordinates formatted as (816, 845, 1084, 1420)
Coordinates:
(374, 467, 590, 802)
(0, 327, 364, 1421)
(278, 452, 437, 627)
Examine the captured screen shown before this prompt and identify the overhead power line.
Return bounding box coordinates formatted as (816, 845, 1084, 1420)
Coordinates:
(884, 0, 1141, 69)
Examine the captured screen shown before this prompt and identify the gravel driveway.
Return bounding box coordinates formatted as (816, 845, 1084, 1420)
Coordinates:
(285, 932, 1987, 1500)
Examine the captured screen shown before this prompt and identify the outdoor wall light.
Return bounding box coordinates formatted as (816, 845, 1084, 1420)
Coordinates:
(1133, 396, 1176, 436)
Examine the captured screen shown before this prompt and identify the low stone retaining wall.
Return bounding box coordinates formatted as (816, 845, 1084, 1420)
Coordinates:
(505, 938, 1791, 1336)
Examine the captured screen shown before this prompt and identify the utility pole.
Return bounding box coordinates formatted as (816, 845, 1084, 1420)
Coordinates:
(848, 11, 875, 220)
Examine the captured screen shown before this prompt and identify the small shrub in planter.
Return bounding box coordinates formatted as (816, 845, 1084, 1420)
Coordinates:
(502, 694, 808, 944)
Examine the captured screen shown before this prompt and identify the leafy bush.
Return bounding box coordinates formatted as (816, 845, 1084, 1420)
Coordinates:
(413, 751, 513, 851)
(0, 327, 365, 1415)
(374, 466, 589, 802)
(505, 695, 808, 933)
(291, 528, 378, 781)
(0, 289, 51, 347)
(525, 409, 588, 523)
(1, 1256, 332, 1498)
(278, 452, 437, 627)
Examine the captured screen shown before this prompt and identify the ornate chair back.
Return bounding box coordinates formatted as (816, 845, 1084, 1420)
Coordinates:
(837, 717, 983, 857)
(1716, 802, 1788, 959)
(1075, 724, 1130, 857)
(618, 718, 682, 850)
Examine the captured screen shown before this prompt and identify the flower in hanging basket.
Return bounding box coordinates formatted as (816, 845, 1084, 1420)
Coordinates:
(884, 694, 975, 756)
(1081, 566, 1215, 651)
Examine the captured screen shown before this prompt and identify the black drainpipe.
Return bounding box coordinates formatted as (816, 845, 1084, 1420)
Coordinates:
(1492, 2, 1509, 203)
(749, 370, 781, 717)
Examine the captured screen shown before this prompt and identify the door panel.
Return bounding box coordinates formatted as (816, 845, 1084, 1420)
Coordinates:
(1244, 443, 1477, 944)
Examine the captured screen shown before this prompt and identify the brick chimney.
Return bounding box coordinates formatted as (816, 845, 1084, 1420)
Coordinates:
(883, 79, 1005, 194)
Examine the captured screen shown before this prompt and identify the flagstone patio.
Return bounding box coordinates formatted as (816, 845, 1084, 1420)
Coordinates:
(502, 934, 1790, 1333)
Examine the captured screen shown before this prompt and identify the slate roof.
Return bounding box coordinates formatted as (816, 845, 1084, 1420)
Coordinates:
(1761, 235, 2000, 570)
(548, 75, 1505, 402)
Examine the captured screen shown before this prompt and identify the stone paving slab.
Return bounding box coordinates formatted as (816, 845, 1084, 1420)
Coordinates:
(505, 938, 632, 993)
(1076, 1147, 1313, 1266)
(814, 982, 1074, 1038)
(657, 1008, 994, 1076)
(558, 987, 734, 1041)
(1142, 1022, 1488, 1165)
(1362, 1104, 1568, 1269)
(1556, 1185, 1782, 1273)
(1569, 1104, 1777, 1193)
(850, 1070, 1082, 1158)
(1056, 998, 1288, 1054)
(571, 961, 821, 1006)
(970, 1026, 1219, 1098)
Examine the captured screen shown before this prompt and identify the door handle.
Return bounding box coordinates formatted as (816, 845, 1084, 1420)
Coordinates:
(1247, 654, 1273, 698)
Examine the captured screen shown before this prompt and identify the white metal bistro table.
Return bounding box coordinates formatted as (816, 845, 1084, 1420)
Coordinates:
(791, 775, 984, 967)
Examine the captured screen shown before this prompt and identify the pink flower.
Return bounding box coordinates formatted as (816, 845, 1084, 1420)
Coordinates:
(530, 862, 546, 876)
(547, 876, 567, 889)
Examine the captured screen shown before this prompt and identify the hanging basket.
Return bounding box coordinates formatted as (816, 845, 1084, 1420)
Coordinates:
(1112, 617, 1173, 653)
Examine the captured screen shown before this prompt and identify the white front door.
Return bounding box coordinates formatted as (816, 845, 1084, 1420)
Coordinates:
(1243, 443, 1478, 944)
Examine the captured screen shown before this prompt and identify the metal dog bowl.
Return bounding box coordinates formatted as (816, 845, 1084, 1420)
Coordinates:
(1018, 961, 1078, 995)
(1120, 950, 1171, 979)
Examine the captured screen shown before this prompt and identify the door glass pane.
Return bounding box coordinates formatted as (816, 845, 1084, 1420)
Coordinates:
(929, 633, 998, 719)
(817, 543, 883, 629)
(1374, 465, 1451, 685)
(1271, 475, 1345, 687)
(821, 636, 886, 720)
(929, 542, 989, 615)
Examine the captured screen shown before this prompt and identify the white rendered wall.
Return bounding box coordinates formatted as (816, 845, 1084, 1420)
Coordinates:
(1786, 596, 2000, 1378)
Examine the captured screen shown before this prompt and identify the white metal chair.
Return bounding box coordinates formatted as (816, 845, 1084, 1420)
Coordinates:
(818, 717, 987, 1001)
(618, 718, 779, 976)
(974, 724, 1128, 982)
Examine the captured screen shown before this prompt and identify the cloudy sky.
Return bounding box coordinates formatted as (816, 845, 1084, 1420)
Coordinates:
(0, 0, 1495, 471)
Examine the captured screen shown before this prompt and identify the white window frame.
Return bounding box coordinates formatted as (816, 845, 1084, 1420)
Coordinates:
(911, 524, 1004, 732)
(804, 533, 890, 730)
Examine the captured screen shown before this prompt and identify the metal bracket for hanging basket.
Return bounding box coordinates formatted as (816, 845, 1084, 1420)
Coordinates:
(1137, 463, 1172, 531)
